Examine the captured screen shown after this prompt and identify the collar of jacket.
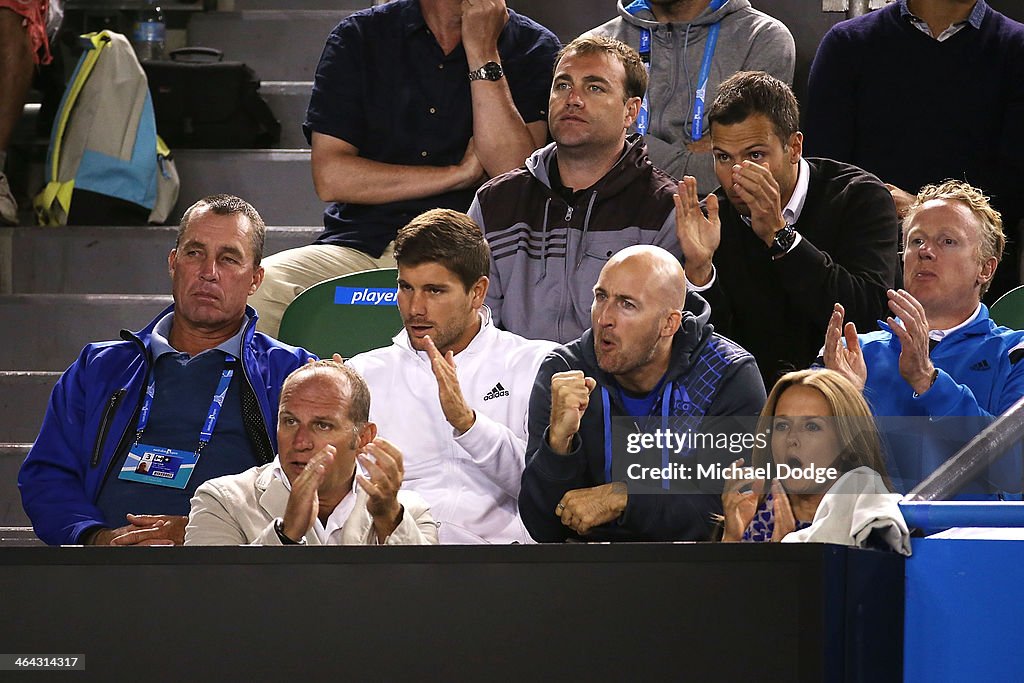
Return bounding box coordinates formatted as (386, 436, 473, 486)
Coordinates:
(119, 302, 261, 352)
(876, 304, 993, 349)
(526, 133, 655, 204)
(618, 0, 747, 29)
(393, 306, 496, 362)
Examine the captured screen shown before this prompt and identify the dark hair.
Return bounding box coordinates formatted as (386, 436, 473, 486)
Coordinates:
(177, 194, 267, 267)
(556, 35, 648, 101)
(282, 360, 371, 427)
(707, 71, 800, 142)
(394, 209, 489, 291)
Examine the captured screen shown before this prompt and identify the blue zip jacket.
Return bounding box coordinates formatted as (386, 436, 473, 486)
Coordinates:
(18, 304, 316, 545)
(859, 305, 1024, 495)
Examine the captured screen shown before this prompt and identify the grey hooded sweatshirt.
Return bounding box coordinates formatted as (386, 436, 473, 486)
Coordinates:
(469, 134, 679, 345)
(588, 0, 795, 194)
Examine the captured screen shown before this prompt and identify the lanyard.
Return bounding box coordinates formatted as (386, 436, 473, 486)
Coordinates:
(636, 28, 653, 136)
(630, 0, 727, 140)
(602, 381, 675, 490)
(134, 354, 236, 455)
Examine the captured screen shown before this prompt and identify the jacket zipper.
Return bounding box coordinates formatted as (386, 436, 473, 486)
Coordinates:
(90, 389, 126, 467)
(95, 331, 153, 496)
(239, 316, 275, 462)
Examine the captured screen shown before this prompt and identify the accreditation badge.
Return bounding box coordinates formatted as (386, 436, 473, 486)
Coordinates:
(118, 444, 199, 489)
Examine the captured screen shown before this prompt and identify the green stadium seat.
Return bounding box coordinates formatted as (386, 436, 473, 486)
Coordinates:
(990, 285, 1024, 330)
(277, 268, 402, 359)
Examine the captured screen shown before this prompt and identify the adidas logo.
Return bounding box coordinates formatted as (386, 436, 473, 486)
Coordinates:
(483, 382, 510, 401)
(970, 360, 991, 371)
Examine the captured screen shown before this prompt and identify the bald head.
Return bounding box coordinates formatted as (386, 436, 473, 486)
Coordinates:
(591, 246, 686, 392)
(604, 245, 687, 313)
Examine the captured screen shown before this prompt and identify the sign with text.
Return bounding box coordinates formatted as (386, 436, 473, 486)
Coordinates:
(334, 286, 398, 306)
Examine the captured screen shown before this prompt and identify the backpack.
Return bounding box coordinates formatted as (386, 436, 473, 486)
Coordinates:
(34, 30, 179, 226)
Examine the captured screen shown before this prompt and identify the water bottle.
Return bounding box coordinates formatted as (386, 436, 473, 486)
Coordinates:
(132, 0, 166, 61)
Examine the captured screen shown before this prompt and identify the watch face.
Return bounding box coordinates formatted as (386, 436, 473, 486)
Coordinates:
(777, 226, 796, 249)
(768, 225, 796, 257)
(475, 61, 503, 81)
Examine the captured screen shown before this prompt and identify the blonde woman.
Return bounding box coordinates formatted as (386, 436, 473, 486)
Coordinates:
(721, 369, 909, 553)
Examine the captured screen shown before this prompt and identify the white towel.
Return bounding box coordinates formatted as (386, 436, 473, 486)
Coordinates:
(782, 466, 912, 555)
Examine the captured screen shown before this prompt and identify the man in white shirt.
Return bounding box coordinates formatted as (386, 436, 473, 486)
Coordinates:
(185, 360, 438, 545)
(347, 209, 557, 543)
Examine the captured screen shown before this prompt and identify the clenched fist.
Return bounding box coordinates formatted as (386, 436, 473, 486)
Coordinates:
(548, 371, 597, 455)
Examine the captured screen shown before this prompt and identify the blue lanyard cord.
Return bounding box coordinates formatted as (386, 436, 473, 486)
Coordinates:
(631, 0, 727, 141)
(659, 381, 671, 490)
(637, 29, 653, 136)
(602, 381, 675, 489)
(134, 354, 236, 454)
(602, 387, 613, 484)
(689, 21, 721, 142)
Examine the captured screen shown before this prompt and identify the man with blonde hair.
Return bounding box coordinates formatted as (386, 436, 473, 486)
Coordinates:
(825, 180, 1024, 496)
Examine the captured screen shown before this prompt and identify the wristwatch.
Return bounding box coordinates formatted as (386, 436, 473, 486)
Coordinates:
(274, 517, 305, 545)
(468, 61, 504, 82)
(767, 223, 797, 258)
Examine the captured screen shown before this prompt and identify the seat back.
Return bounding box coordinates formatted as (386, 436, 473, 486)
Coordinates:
(990, 285, 1024, 330)
(278, 268, 401, 359)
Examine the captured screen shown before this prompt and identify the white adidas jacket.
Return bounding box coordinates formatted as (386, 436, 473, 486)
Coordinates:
(347, 310, 557, 544)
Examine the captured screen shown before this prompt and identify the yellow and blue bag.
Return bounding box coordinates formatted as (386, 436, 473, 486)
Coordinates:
(34, 31, 178, 226)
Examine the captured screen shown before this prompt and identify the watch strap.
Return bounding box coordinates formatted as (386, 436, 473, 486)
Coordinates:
(468, 60, 504, 81)
(274, 517, 305, 545)
(767, 223, 797, 258)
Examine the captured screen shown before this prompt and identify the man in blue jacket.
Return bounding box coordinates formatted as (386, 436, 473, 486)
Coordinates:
(824, 180, 1024, 496)
(18, 195, 316, 545)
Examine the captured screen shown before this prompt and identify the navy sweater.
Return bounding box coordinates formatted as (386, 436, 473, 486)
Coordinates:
(804, 2, 1024, 236)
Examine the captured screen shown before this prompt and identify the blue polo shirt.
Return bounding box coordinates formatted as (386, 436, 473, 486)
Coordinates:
(95, 314, 259, 524)
(303, 0, 560, 257)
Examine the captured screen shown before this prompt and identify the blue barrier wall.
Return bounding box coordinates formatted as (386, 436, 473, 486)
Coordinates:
(905, 534, 1024, 681)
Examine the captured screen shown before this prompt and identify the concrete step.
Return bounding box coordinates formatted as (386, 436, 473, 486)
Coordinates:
(187, 10, 351, 81)
(0, 225, 320, 294)
(262, 81, 313, 149)
(173, 149, 324, 226)
(11, 103, 41, 150)
(0, 445, 31, 527)
(0, 294, 172, 371)
(0, 373, 59, 444)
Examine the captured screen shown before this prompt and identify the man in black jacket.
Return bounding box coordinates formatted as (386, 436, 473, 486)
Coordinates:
(519, 245, 766, 542)
(675, 71, 900, 387)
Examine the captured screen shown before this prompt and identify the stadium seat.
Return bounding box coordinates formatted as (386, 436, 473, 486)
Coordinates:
(990, 285, 1024, 330)
(277, 268, 401, 359)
